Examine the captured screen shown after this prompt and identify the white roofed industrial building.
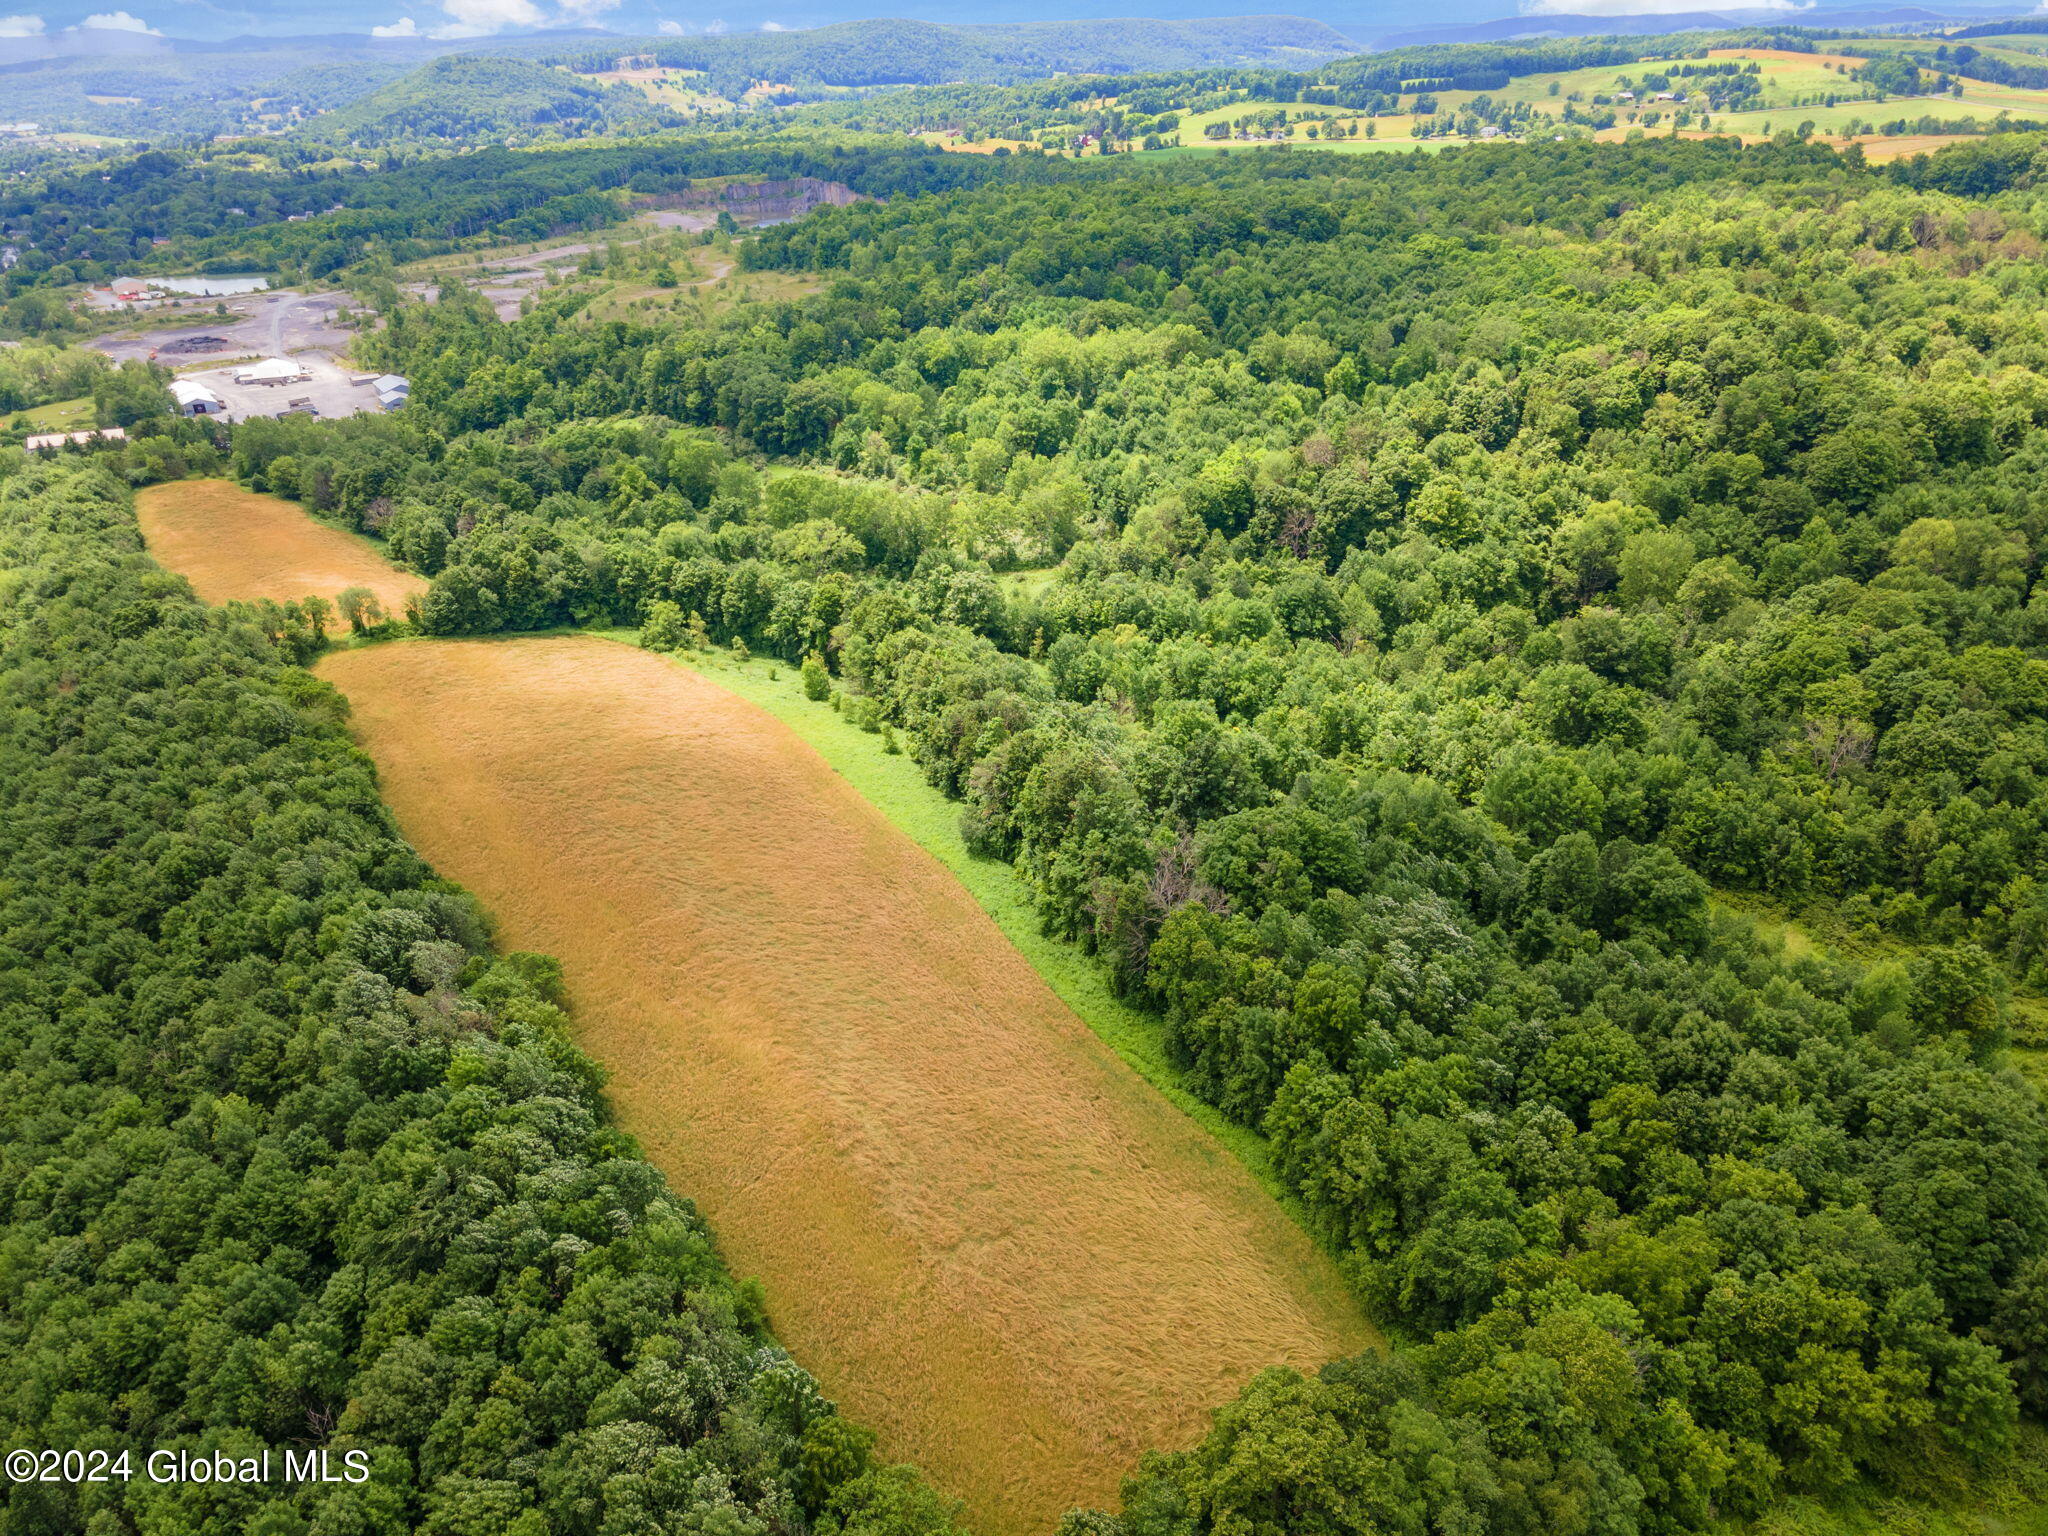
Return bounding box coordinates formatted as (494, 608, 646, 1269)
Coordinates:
(234, 357, 311, 385)
(171, 380, 225, 415)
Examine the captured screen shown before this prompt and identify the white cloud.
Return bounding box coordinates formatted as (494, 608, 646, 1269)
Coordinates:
(376, 0, 627, 38)
(422, 0, 539, 33)
(655, 15, 682, 30)
(759, 18, 784, 28)
(73, 9, 161, 29)
(701, 16, 724, 31)
(442, 0, 542, 27)
(0, 13, 45, 34)
(1523, 0, 1803, 11)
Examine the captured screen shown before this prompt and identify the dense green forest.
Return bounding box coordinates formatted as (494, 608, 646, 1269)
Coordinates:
(0, 21, 1956, 336)
(536, 17, 1360, 94)
(0, 22, 2003, 331)
(0, 454, 962, 1536)
(0, 15, 1358, 144)
(11, 16, 2048, 1516)
(198, 130, 2048, 1533)
(0, 140, 989, 330)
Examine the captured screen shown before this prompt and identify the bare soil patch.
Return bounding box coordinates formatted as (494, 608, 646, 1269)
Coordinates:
(135, 479, 425, 615)
(317, 635, 1372, 1536)
(158, 333, 234, 355)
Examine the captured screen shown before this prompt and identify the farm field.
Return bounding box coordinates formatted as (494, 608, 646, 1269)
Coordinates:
(133, 479, 425, 615)
(131, 477, 1371, 1536)
(918, 129, 1038, 154)
(1126, 46, 1898, 153)
(589, 65, 736, 113)
(1064, 41, 2048, 158)
(1841, 131, 1980, 162)
(320, 635, 1372, 1535)
(1853, 33, 2048, 65)
(654, 641, 1300, 1209)
(1707, 77, 2048, 138)
(1474, 46, 1876, 113)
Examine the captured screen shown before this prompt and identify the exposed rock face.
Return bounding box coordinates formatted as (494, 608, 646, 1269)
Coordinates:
(718, 177, 862, 216)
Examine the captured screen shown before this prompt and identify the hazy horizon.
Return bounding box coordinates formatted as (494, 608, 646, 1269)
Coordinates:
(2, 0, 2030, 53)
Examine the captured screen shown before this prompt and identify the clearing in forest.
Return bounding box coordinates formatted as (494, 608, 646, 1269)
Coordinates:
(317, 635, 1373, 1536)
(135, 479, 426, 616)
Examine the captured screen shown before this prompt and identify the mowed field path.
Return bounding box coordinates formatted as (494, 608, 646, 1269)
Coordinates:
(136, 479, 426, 616)
(320, 637, 1371, 1532)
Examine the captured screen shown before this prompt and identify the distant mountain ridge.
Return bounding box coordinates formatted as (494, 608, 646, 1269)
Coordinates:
(1362, 6, 1957, 48)
(0, 14, 1358, 138)
(533, 15, 1363, 83)
(299, 53, 676, 145)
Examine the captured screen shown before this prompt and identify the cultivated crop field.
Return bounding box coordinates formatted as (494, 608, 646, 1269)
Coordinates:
(318, 635, 1371, 1535)
(134, 479, 425, 614)
(1854, 33, 2048, 66)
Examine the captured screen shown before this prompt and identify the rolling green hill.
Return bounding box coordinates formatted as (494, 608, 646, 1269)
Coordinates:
(0, 41, 417, 140)
(547, 15, 1360, 89)
(302, 54, 677, 147)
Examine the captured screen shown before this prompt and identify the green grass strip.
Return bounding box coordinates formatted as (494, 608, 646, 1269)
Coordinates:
(619, 633, 1320, 1233)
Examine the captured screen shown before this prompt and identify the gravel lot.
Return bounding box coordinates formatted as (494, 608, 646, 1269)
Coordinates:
(91, 290, 356, 365)
(174, 351, 395, 425)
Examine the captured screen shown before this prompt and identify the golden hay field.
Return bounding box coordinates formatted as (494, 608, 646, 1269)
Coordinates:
(134, 479, 426, 616)
(1705, 45, 1871, 69)
(317, 635, 1372, 1533)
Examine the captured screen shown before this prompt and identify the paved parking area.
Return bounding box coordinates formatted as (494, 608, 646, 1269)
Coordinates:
(175, 351, 395, 425)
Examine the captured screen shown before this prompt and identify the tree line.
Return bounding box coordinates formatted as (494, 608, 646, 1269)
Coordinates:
(0, 456, 962, 1536)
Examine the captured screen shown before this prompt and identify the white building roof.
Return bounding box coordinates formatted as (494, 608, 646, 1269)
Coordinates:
(371, 374, 409, 393)
(170, 380, 222, 406)
(25, 427, 126, 450)
(235, 357, 308, 382)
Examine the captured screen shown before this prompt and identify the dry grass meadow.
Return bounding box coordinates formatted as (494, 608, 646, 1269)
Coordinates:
(134, 479, 426, 616)
(136, 485, 1373, 1532)
(314, 635, 1373, 1534)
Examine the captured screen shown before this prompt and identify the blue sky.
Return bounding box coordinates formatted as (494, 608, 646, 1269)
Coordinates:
(0, 0, 2029, 48)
